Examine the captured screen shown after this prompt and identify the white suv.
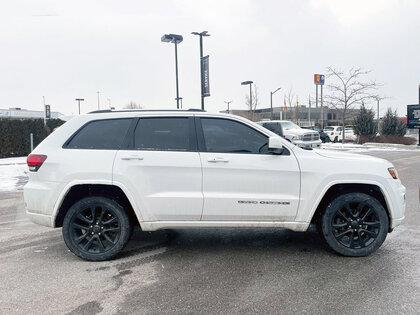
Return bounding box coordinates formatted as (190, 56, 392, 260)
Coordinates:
(25, 110, 406, 261)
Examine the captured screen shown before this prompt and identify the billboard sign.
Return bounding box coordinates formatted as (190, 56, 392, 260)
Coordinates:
(314, 74, 325, 85)
(201, 55, 210, 97)
(407, 104, 420, 129)
(45, 105, 51, 119)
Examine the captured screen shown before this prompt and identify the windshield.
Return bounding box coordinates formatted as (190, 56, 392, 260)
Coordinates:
(324, 127, 334, 131)
(279, 121, 299, 130)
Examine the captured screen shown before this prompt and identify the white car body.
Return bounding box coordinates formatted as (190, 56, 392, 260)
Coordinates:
(25, 111, 405, 234)
(256, 120, 322, 149)
(324, 126, 343, 142)
(345, 125, 357, 141)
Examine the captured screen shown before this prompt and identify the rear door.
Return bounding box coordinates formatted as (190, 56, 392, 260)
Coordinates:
(113, 116, 203, 221)
(197, 117, 300, 221)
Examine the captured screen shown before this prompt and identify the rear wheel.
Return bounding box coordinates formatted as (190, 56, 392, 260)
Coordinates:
(333, 136, 338, 143)
(63, 196, 131, 261)
(320, 193, 389, 256)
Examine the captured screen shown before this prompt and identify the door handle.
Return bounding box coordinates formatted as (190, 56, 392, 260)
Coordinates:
(207, 157, 229, 163)
(121, 155, 144, 160)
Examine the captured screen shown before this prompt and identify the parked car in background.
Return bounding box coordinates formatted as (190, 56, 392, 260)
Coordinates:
(301, 126, 330, 143)
(324, 126, 343, 142)
(345, 125, 357, 141)
(256, 120, 321, 149)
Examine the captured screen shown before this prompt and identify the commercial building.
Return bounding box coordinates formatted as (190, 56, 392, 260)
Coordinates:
(0, 108, 64, 120)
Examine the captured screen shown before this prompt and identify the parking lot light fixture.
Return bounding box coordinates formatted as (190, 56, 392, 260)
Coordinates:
(75, 98, 84, 115)
(270, 88, 281, 120)
(161, 34, 183, 109)
(241, 81, 254, 113)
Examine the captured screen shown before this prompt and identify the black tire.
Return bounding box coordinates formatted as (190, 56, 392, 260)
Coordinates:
(63, 196, 132, 261)
(333, 136, 338, 143)
(320, 193, 389, 257)
(323, 137, 330, 143)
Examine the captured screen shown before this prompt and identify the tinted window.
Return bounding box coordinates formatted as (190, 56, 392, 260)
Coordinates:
(66, 118, 132, 149)
(337, 127, 343, 131)
(134, 117, 190, 151)
(262, 123, 283, 136)
(201, 118, 268, 154)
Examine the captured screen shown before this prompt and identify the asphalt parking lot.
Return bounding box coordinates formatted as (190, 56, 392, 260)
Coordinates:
(0, 150, 419, 314)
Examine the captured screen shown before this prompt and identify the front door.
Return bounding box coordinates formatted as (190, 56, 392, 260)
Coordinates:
(197, 117, 300, 221)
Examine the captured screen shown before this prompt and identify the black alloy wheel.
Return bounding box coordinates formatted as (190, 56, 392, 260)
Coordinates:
(321, 192, 389, 257)
(63, 197, 131, 261)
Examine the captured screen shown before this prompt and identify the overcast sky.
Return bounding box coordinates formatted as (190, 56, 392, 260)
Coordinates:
(0, 0, 419, 116)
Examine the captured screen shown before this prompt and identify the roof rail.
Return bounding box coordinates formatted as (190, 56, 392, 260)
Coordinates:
(88, 109, 205, 114)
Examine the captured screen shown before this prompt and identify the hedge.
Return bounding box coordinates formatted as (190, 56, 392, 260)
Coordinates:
(0, 118, 65, 158)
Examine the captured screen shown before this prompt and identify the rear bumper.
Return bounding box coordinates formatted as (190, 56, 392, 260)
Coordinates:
(26, 211, 54, 227)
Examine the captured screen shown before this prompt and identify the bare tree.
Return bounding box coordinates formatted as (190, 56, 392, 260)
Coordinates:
(324, 67, 379, 142)
(286, 87, 296, 123)
(124, 101, 143, 109)
(245, 84, 259, 121)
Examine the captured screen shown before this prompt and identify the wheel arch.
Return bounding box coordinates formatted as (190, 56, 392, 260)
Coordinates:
(54, 183, 141, 228)
(310, 183, 392, 231)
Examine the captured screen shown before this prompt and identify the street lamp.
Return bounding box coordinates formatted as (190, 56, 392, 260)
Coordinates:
(270, 87, 281, 120)
(192, 31, 211, 110)
(96, 91, 100, 110)
(224, 100, 232, 114)
(241, 80, 253, 110)
(75, 98, 84, 115)
(161, 33, 183, 109)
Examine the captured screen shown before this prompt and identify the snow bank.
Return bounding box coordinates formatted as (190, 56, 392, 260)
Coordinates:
(0, 157, 28, 191)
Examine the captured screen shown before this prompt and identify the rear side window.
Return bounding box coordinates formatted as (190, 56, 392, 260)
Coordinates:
(262, 123, 283, 136)
(134, 117, 190, 151)
(66, 118, 132, 149)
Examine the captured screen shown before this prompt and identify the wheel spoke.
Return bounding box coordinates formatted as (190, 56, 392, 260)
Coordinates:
(344, 203, 354, 218)
(332, 222, 348, 228)
(355, 201, 366, 217)
(72, 223, 90, 231)
(97, 236, 105, 253)
(335, 228, 352, 238)
(348, 232, 355, 248)
(74, 232, 89, 244)
(102, 232, 115, 245)
(77, 214, 92, 224)
(91, 207, 96, 222)
(360, 228, 377, 237)
(336, 209, 350, 222)
(357, 230, 366, 247)
(99, 208, 106, 223)
(103, 227, 120, 233)
(363, 221, 380, 227)
(361, 208, 373, 221)
(103, 217, 117, 225)
(83, 236, 95, 251)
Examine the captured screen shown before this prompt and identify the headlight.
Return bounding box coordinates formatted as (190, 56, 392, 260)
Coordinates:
(388, 167, 399, 179)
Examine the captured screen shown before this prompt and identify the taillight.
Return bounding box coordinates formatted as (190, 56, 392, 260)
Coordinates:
(27, 154, 47, 172)
(331, 132, 334, 135)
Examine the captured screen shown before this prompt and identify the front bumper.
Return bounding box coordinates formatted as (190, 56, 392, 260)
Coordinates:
(292, 139, 322, 148)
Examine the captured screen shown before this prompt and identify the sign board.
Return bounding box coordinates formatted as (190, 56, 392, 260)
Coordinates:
(45, 105, 51, 119)
(407, 104, 420, 129)
(201, 55, 210, 97)
(314, 74, 325, 85)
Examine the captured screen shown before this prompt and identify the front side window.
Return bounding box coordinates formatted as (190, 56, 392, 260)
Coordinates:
(201, 118, 268, 154)
(134, 117, 190, 151)
(66, 118, 132, 149)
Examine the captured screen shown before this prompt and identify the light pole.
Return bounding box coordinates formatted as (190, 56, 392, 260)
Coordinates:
(75, 98, 84, 115)
(270, 87, 281, 120)
(161, 33, 183, 109)
(42, 96, 46, 126)
(224, 100, 232, 114)
(192, 31, 210, 110)
(241, 81, 254, 120)
(96, 91, 100, 110)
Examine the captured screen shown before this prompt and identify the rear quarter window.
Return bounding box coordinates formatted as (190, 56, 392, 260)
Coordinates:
(65, 118, 132, 149)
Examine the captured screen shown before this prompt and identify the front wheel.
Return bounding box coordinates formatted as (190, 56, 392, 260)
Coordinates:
(320, 193, 389, 257)
(63, 196, 132, 261)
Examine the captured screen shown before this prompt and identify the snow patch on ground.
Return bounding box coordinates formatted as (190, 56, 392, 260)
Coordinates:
(0, 157, 28, 191)
(321, 143, 419, 152)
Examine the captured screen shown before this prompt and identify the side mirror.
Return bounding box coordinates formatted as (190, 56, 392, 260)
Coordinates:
(268, 136, 285, 155)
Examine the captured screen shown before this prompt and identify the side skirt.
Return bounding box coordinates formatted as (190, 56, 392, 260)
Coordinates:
(140, 221, 310, 232)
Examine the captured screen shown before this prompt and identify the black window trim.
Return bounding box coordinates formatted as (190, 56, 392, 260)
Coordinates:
(129, 116, 197, 152)
(195, 116, 289, 156)
(63, 117, 135, 150)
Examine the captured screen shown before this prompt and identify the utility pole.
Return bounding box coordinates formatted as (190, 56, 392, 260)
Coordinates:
(42, 96, 46, 126)
(224, 100, 232, 114)
(192, 31, 211, 110)
(320, 84, 324, 129)
(270, 87, 281, 120)
(75, 98, 84, 115)
(162, 33, 183, 109)
(97, 91, 100, 110)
